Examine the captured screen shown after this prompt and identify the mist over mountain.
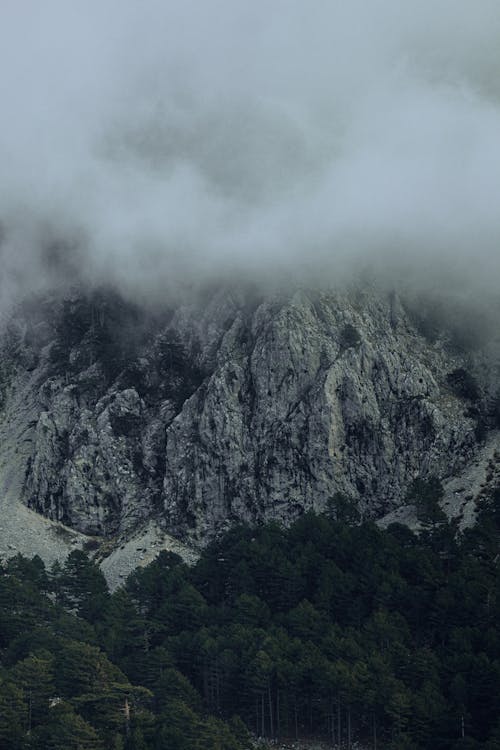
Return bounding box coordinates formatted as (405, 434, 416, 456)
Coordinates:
(2, 8, 500, 748)
(1, 0, 500, 310)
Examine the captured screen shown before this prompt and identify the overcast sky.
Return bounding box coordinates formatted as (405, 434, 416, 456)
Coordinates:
(1, 1, 500, 304)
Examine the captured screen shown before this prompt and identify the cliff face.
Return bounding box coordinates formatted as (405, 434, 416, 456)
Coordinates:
(0, 284, 498, 559)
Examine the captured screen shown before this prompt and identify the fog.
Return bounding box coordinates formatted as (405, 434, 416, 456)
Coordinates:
(1, 0, 500, 307)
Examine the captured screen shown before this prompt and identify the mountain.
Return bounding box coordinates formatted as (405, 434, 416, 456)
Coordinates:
(0, 284, 499, 583)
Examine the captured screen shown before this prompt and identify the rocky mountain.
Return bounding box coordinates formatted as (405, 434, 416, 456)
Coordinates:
(1, 284, 499, 584)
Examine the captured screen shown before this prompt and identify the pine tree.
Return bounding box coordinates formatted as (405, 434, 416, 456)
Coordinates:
(11, 651, 55, 730)
(0, 681, 28, 749)
(33, 701, 102, 749)
(60, 550, 109, 622)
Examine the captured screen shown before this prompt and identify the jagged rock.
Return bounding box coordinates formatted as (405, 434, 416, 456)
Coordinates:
(161, 288, 482, 540)
(0, 284, 499, 558)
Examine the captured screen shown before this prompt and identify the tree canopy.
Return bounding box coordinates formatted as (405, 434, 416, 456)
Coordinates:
(0, 487, 499, 749)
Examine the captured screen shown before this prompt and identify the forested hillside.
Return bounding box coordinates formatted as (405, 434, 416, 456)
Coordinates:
(0, 486, 499, 749)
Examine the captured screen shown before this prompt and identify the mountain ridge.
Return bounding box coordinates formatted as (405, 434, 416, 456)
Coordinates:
(0, 283, 498, 581)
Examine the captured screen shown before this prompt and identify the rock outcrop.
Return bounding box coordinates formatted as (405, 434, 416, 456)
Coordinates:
(0, 283, 499, 574)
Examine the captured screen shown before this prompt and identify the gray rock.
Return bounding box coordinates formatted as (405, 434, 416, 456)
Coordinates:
(0, 284, 498, 575)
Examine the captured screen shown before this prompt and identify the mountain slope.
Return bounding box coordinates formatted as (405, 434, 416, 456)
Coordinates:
(0, 284, 498, 577)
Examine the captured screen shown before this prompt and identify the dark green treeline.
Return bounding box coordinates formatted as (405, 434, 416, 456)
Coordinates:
(0, 486, 499, 749)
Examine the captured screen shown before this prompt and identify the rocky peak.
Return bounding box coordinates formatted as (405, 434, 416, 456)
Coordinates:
(0, 283, 499, 579)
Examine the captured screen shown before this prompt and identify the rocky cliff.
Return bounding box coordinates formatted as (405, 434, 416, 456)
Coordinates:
(0, 284, 499, 582)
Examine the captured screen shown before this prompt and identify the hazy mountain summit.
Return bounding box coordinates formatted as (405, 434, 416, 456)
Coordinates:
(2, 2, 500, 584)
(1, 283, 499, 583)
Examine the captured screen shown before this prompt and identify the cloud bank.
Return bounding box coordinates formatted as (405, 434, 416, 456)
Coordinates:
(1, 0, 500, 305)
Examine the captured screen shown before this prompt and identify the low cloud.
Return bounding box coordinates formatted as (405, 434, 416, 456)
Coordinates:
(1, 0, 500, 307)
